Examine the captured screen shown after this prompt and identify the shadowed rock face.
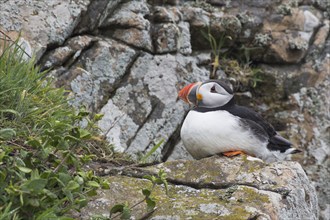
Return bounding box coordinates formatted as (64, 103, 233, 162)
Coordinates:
(75, 156, 319, 219)
(1, 0, 328, 218)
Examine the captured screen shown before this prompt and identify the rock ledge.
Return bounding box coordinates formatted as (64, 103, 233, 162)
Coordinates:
(77, 156, 318, 220)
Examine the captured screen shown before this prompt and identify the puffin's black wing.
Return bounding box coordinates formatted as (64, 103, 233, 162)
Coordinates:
(239, 118, 269, 142)
(227, 105, 276, 136)
(228, 105, 293, 152)
(194, 102, 293, 152)
(268, 134, 293, 152)
(194, 103, 276, 136)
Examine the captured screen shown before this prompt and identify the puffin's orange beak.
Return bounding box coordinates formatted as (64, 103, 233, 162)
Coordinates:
(178, 83, 196, 103)
(178, 82, 201, 105)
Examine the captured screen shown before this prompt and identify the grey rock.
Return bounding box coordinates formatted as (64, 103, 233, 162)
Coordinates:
(60, 39, 137, 111)
(259, 8, 320, 63)
(153, 0, 180, 5)
(181, 5, 210, 27)
(0, 35, 32, 60)
(17, 37, 33, 61)
(98, 98, 140, 153)
(260, 50, 330, 219)
(99, 0, 154, 52)
(101, 1, 150, 30)
(76, 156, 319, 219)
(74, 0, 121, 34)
(154, 23, 188, 54)
(154, 23, 180, 53)
(207, 0, 282, 8)
(238, 11, 264, 43)
(40, 35, 95, 69)
(113, 28, 153, 52)
(303, 10, 320, 32)
(97, 53, 209, 157)
(212, 15, 242, 38)
(167, 141, 194, 161)
(282, 72, 330, 219)
(0, 0, 90, 59)
(306, 19, 330, 62)
(153, 6, 182, 23)
(181, 6, 211, 50)
(177, 22, 192, 55)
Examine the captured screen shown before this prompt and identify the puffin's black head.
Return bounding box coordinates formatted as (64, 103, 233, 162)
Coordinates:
(178, 80, 234, 108)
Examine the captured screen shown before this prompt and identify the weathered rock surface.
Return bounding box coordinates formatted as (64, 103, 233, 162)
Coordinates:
(40, 35, 95, 70)
(255, 30, 330, 219)
(97, 53, 209, 153)
(76, 156, 319, 219)
(1, 0, 328, 217)
(0, 0, 90, 59)
(275, 56, 330, 218)
(100, 0, 153, 52)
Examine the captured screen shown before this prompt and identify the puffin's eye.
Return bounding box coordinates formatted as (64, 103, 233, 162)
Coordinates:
(210, 85, 216, 93)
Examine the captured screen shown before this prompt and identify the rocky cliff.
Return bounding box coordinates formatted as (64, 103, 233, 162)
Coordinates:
(76, 156, 319, 219)
(0, 0, 328, 218)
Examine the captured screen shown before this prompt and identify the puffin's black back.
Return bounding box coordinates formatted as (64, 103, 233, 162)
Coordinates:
(194, 87, 293, 153)
(224, 105, 293, 152)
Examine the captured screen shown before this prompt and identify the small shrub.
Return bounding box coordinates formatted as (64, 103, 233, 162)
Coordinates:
(0, 40, 110, 219)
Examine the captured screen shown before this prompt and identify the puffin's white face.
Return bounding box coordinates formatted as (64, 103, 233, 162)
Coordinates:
(197, 82, 233, 108)
(178, 80, 234, 108)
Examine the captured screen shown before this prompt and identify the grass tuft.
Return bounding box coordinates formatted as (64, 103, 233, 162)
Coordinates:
(0, 39, 111, 219)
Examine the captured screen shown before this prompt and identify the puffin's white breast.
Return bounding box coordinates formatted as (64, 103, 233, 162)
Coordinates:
(180, 110, 268, 159)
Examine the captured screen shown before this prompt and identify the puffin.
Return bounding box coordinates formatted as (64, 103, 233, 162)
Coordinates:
(178, 80, 301, 163)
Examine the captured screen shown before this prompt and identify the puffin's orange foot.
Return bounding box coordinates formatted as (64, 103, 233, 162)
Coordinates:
(222, 150, 245, 157)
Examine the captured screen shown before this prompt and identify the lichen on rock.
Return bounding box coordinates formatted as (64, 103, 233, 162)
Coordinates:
(77, 156, 319, 219)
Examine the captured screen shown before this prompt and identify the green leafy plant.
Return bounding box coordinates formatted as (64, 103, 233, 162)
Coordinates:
(249, 68, 263, 88)
(0, 38, 110, 219)
(219, 58, 264, 91)
(201, 27, 231, 79)
(109, 169, 168, 220)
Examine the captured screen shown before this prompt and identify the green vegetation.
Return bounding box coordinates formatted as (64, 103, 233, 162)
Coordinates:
(140, 139, 164, 164)
(100, 170, 168, 220)
(221, 206, 252, 220)
(240, 187, 270, 204)
(0, 41, 110, 219)
(0, 38, 169, 220)
(200, 27, 264, 90)
(220, 58, 263, 89)
(201, 27, 232, 79)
